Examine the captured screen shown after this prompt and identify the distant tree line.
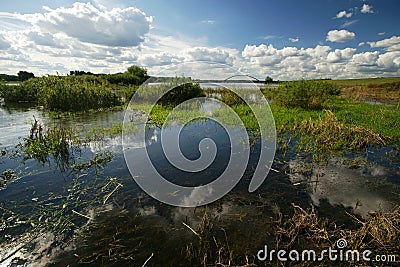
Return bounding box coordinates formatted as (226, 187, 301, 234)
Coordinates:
(0, 71, 35, 82)
(68, 65, 149, 86)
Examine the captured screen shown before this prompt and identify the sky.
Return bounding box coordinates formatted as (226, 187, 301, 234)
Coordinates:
(0, 0, 399, 80)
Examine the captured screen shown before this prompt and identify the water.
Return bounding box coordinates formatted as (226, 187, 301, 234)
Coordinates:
(0, 103, 399, 266)
(147, 82, 278, 89)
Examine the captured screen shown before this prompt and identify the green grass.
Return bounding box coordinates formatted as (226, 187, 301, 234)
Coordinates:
(332, 98, 400, 140)
(326, 77, 400, 87)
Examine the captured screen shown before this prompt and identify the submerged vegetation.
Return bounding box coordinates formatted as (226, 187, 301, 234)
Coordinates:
(20, 118, 78, 166)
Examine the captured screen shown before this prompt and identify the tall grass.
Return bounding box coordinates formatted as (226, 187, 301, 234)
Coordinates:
(35, 76, 121, 111)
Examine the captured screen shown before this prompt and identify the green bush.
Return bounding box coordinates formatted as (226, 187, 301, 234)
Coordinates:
(121, 85, 139, 103)
(0, 83, 37, 103)
(275, 80, 340, 109)
(135, 82, 205, 106)
(104, 65, 149, 86)
(35, 76, 121, 111)
(160, 83, 205, 105)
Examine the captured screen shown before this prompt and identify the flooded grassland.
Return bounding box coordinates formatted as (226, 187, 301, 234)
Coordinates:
(0, 79, 399, 266)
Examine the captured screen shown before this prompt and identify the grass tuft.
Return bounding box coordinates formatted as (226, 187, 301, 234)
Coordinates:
(297, 110, 387, 151)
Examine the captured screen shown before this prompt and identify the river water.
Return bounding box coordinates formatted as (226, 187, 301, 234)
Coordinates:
(0, 101, 399, 266)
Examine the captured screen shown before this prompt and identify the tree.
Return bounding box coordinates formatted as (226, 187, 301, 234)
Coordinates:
(69, 70, 94, 76)
(17, 71, 35, 81)
(265, 76, 273, 84)
(127, 65, 148, 78)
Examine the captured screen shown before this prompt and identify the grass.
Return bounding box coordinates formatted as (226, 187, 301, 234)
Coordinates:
(1, 76, 400, 266)
(327, 77, 400, 87)
(275, 204, 400, 266)
(20, 117, 78, 167)
(133, 87, 399, 155)
(340, 82, 400, 105)
(297, 110, 386, 152)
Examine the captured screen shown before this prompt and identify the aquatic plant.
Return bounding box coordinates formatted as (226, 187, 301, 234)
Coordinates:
(20, 118, 78, 170)
(0, 170, 15, 187)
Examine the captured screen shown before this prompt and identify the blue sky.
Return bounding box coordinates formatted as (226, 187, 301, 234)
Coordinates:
(0, 0, 399, 79)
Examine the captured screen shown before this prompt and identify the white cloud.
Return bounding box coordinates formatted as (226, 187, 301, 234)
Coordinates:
(340, 20, 358, 28)
(368, 36, 400, 51)
(239, 42, 400, 80)
(201, 20, 216, 25)
(242, 44, 277, 58)
(289, 37, 299, 43)
(263, 35, 278, 40)
(186, 47, 235, 64)
(327, 48, 356, 63)
(326, 29, 356, 43)
(29, 2, 152, 47)
(0, 34, 10, 49)
(361, 4, 374, 14)
(377, 52, 400, 71)
(137, 52, 182, 67)
(0, 2, 398, 80)
(336, 10, 353, 19)
(377, 32, 386, 36)
(352, 51, 379, 66)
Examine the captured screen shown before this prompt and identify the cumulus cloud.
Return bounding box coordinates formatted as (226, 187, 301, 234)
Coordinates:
(352, 51, 379, 66)
(361, 4, 374, 14)
(368, 36, 400, 51)
(186, 47, 235, 64)
(242, 44, 277, 58)
(327, 48, 356, 63)
(336, 10, 353, 19)
(377, 52, 400, 71)
(137, 52, 182, 67)
(240, 41, 400, 80)
(326, 29, 356, 43)
(29, 2, 152, 47)
(0, 2, 398, 80)
(25, 31, 64, 48)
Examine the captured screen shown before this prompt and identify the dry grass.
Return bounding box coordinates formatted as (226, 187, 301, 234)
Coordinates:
(275, 204, 400, 265)
(297, 110, 386, 151)
(341, 83, 400, 105)
(184, 212, 257, 267)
